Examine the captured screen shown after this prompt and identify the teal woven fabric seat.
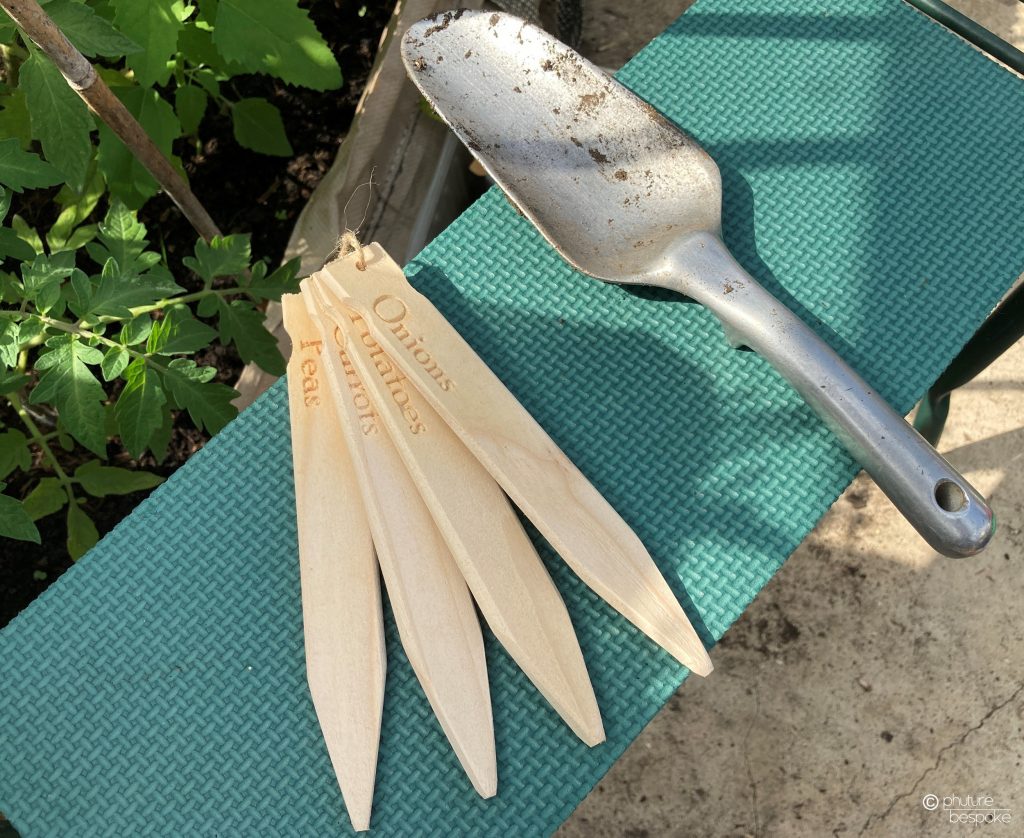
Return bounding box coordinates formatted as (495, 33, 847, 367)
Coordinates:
(3, 1, 1024, 834)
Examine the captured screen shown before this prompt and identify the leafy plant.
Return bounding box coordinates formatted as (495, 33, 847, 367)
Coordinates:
(0, 0, 342, 207)
(0, 0, 335, 562)
(0, 190, 299, 557)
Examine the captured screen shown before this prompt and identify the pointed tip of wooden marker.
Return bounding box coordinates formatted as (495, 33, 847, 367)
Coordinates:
(688, 648, 714, 678)
(471, 768, 498, 799)
(348, 807, 372, 833)
(542, 658, 606, 748)
(658, 619, 714, 678)
(338, 770, 377, 833)
(566, 699, 605, 747)
(447, 725, 498, 800)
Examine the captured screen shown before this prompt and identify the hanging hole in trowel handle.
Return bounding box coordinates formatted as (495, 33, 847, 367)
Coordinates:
(934, 479, 968, 514)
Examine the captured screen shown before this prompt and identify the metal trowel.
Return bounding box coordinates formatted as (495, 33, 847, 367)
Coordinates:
(400, 9, 993, 558)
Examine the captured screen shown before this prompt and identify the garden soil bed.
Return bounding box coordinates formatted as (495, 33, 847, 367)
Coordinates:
(0, 1, 394, 628)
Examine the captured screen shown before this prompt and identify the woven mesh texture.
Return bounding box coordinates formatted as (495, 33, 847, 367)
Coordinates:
(4, 0, 1024, 834)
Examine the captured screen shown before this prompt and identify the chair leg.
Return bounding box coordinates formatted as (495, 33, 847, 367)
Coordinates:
(914, 281, 1024, 445)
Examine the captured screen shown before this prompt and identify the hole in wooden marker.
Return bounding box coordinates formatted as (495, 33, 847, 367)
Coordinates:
(337, 229, 367, 269)
(934, 479, 967, 513)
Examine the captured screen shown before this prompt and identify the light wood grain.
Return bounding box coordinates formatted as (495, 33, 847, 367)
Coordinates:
(312, 278, 604, 747)
(319, 244, 713, 677)
(300, 284, 497, 798)
(281, 294, 385, 832)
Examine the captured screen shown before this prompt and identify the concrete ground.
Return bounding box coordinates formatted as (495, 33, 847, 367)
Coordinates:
(560, 1, 1024, 836)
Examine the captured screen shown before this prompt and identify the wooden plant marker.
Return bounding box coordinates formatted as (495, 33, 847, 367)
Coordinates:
(298, 287, 498, 799)
(281, 294, 385, 833)
(311, 278, 605, 747)
(318, 244, 713, 678)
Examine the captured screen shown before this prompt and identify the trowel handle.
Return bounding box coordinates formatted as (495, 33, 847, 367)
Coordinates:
(663, 233, 993, 558)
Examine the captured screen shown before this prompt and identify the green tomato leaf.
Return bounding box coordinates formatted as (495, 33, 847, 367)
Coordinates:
(66, 501, 99, 559)
(175, 84, 208, 137)
(84, 200, 153, 274)
(196, 0, 219, 24)
(54, 168, 105, 214)
(0, 316, 19, 368)
(217, 298, 284, 375)
(100, 343, 129, 381)
(176, 21, 219, 65)
(22, 476, 68, 521)
(10, 214, 45, 255)
(0, 487, 40, 543)
(47, 204, 82, 251)
(0, 89, 33, 150)
(0, 271, 18, 304)
(0, 370, 32, 395)
(61, 223, 98, 252)
(102, 400, 118, 437)
(182, 234, 251, 283)
(15, 315, 45, 348)
(231, 98, 293, 156)
(30, 334, 107, 456)
(114, 358, 166, 457)
(0, 428, 31, 480)
(21, 250, 76, 316)
(196, 293, 218, 317)
(0, 227, 37, 262)
(88, 259, 183, 319)
(111, 0, 186, 87)
(119, 316, 153, 346)
(163, 357, 237, 434)
(147, 400, 173, 463)
(74, 459, 163, 497)
(213, 0, 341, 90)
(148, 305, 217, 355)
(0, 137, 63, 193)
(177, 21, 243, 76)
(19, 50, 93, 192)
(46, 0, 142, 58)
(241, 257, 301, 301)
(96, 87, 182, 209)
(189, 67, 221, 100)
(64, 268, 94, 319)
(95, 66, 134, 89)
(48, 171, 104, 251)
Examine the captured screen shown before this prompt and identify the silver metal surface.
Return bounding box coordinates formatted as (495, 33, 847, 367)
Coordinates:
(401, 10, 994, 557)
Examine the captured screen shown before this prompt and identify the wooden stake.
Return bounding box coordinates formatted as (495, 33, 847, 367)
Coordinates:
(313, 278, 604, 747)
(0, 0, 222, 242)
(320, 244, 714, 677)
(281, 295, 385, 832)
(301, 286, 497, 799)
